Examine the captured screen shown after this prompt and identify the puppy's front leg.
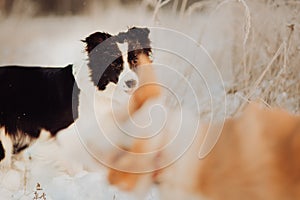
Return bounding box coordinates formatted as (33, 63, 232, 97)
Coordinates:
(0, 128, 13, 169)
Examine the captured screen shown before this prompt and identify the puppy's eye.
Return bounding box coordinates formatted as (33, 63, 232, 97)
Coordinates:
(130, 55, 138, 66)
(132, 57, 138, 65)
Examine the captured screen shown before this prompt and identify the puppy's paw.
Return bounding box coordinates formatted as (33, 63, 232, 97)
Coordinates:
(0, 155, 12, 170)
(0, 132, 13, 170)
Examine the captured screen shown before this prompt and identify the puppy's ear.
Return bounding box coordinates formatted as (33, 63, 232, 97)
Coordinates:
(126, 27, 151, 55)
(82, 32, 112, 53)
(128, 27, 150, 37)
(127, 27, 150, 42)
(117, 27, 150, 44)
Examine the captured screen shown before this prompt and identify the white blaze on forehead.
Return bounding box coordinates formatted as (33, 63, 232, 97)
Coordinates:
(117, 42, 130, 73)
(117, 42, 138, 92)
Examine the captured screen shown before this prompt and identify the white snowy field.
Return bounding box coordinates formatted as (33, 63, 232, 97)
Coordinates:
(0, 0, 299, 199)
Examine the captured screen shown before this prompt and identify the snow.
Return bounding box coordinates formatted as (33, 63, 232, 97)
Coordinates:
(0, 129, 159, 199)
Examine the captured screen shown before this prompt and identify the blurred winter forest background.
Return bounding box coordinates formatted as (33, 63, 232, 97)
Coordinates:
(1, 0, 201, 16)
(0, 0, 299, 116)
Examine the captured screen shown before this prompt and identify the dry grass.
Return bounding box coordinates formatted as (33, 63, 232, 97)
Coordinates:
(33, 183, 46, 200)
(148, 0, 300, 116)
(212, 0, 299, 115)
(225, 0, 300, 115)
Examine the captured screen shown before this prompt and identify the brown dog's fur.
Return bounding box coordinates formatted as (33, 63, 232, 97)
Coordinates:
(197, 104, 300, 200)
(108, 103, 300, 200)
(128, 53, 161, 115)
(109, 52, 161, 191)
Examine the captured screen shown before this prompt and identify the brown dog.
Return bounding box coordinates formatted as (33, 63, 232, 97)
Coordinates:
(108, 103, 300, 200)
(128, 53, 161, 115)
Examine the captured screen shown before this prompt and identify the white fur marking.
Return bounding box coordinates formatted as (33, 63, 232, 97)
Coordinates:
(0, 128, 13, 169)
(117, 42, 139, 93)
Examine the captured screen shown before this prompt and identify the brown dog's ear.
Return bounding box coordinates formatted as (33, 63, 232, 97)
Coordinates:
(82, 32, 112, 53)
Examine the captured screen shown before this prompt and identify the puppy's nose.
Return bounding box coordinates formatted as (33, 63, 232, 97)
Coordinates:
(125, 79, 137, 88)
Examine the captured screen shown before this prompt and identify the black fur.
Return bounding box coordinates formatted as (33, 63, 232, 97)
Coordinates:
(0, 64, 80, 155)
(82, 32, 124, 91)
(0, 141, 4, 161)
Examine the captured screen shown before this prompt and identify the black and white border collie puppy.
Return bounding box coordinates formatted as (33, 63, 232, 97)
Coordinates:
(0, 65, 80, 167)
(53, 27, 159, 173)
(75, 26, 155, 148)
(0, 27, 155, 170)
(80, 27, 154, 117)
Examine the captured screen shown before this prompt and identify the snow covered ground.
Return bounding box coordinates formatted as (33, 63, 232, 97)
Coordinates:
(0, 0, 299, 199)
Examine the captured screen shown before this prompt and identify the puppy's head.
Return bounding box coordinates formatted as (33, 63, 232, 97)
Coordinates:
(83, 27, 152, 93)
